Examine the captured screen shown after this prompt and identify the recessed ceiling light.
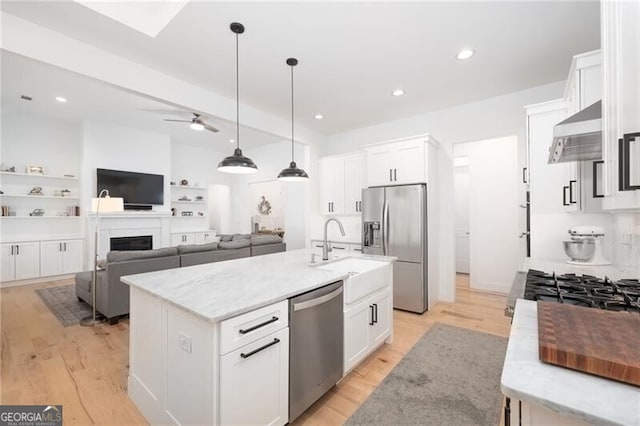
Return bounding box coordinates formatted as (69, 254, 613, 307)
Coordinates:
(55, 96, 67, 103)
(456, 48, 475, 60)
(190, 122, 204, 131)
(314, 114, 324, 120)
(392, 89, 405, 97)
(229, 139, 235, 144)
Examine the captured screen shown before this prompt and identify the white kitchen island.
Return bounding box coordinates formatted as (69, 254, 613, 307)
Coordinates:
(121, 249, 395, 425)
(501, 299, 640, 426)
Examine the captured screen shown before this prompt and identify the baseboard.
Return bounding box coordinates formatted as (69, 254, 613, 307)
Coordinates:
(0, 274, 74, 288)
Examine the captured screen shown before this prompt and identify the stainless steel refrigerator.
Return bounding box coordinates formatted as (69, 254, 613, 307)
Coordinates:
(362, 184, 428, 313)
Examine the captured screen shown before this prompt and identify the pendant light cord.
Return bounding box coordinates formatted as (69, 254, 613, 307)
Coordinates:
(236, 32, 240, 151)
(291, 64, 295, 162)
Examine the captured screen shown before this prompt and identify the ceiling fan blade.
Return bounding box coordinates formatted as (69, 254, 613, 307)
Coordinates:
(164, 119, 191, 123)
(203, 123, 220, 133)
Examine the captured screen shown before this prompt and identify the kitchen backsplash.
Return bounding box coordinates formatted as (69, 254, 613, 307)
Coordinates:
(613, 212, 640, 270)
(310, 215, 362, 243)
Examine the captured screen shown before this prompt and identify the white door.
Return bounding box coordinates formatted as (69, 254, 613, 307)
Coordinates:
(62, 240, 84, 274)
(219, 328, 289, 426)
(392, 140, 425, 184)
(1, 244, 15, 281)
(366, 146, 392, 186)
(40, 241, 64, 277)
(344, 153, 365, 214)
(370, 289, 391, 347)
(454, 159, 470, 274)
(454, 136, 521, 293)
(343, 300, 371, 374)
(14, 242, 40, 280)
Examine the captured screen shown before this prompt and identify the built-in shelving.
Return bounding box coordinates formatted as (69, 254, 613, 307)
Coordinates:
(172, 215, 207, 219)
(170, 185, 206, 190)
(0, 171, 79, 181)
(172, 200, 206, 205)
(0, 194, 80, 200)
(0, 216, 80, 220)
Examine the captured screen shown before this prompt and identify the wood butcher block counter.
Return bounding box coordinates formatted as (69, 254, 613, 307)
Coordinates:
(538, 301, 640, 387)
(501, 300, 640, 426)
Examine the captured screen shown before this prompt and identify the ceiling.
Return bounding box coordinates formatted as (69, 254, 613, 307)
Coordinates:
(0, 51, 284, 151)
(1, 1, 600, 135)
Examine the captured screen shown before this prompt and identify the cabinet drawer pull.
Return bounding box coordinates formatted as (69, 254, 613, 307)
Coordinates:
(10, 245, 14, 256)
(562, 186, 570, 206)
(353, 248, 362, 252)
(592, 160, 604, 198)
(333, 246, 346, 250)
(522, 167, 527, 184)
(240, 338, 280, 359)
(238, 316, 279, 335)
(369, 305, 375, 326)
(389, 169, 393, 181)
(394, 169, 397, 181)
(373, 303, 378, 324)
(569, 180, 577, 204)
(16, 245, 19, 255)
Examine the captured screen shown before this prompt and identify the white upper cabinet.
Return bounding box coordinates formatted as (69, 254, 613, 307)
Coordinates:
(318, 153, 364, 215)
(601, 0, 640, 210)
(366, 139, 426, 187)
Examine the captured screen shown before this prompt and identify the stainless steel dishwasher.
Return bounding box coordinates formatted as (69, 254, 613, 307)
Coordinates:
(289, 280, 344, 422)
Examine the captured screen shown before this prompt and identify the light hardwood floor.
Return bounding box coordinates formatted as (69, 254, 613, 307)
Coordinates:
(1, 274, 511, 425)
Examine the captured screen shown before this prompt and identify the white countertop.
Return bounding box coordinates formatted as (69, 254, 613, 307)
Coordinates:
(122, 249, 395, 323)
(521, 258, 639, 281)
(501, 299, 640, 426)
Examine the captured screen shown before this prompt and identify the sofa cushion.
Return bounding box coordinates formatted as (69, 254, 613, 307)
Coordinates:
(177, 242, 219, 254)
(219, 234, 233, 242)
(250, 234, 283, 246)
(233, 233, 251, 241)
(107, 247, 179, 263)
(219, 239, 251, 250)
(75, 270, 105, 292)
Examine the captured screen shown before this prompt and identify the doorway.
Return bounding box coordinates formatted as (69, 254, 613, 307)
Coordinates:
(452, 136, 521, 294)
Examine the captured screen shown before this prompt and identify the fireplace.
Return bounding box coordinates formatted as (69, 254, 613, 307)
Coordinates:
(110, 235, 153, 251)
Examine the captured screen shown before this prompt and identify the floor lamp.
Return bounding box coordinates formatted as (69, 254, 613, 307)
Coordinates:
(80, 189, 123, 327)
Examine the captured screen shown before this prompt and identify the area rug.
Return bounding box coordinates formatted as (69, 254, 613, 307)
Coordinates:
(35, 284, 92, 327)
(346, 323, 508, 426)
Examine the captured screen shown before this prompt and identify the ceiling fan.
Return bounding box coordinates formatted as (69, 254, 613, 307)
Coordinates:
(164, 113, 219, 133)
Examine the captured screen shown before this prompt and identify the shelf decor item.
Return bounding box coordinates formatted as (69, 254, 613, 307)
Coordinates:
(26, 165, 45, 175)
(217, 22, 258, 174)
(278, 57, 309, 181)
(178, 195, 192, 201)
(180, 179, 189, 186)
(181, 211, 193, 216)
(81, 189, 124, 327)
(29, 208, 45, 216)
(28, 186, 44, 196)
(61, 189, 71, 197)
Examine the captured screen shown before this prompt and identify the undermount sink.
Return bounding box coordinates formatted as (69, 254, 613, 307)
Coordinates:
(316, 257, 392, 304)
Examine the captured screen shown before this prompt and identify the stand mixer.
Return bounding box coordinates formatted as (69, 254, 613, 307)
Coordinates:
(564, 226, 611, 266)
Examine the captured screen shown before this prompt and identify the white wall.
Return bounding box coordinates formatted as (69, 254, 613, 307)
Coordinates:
(454, 162, 470, 273)
(454, 136, 521, 293)
(228, 140, 310, 250)
(81, 121, 172, 212)
(0, 110, 83, 239)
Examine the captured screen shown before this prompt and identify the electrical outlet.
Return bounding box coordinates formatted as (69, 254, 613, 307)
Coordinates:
(179, 333, 192, 353)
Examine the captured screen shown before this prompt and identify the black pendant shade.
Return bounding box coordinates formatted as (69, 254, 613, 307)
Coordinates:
(278, 57, 309, 181)
(218, 22, 258, 174)
(218, 148, 258, 174)
(278, 161, 309, 181)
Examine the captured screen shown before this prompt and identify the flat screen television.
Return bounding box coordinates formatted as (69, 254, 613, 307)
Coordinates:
(96, 168, 164, 207)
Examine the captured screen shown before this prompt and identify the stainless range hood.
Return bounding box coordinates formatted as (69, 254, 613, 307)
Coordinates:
(548, 100, 602, 163)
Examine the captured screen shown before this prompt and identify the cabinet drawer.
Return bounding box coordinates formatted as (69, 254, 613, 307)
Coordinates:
(220, 300, 288, 355)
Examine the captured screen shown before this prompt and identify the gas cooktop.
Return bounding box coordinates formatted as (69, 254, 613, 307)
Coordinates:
(524, 269, 640, 313)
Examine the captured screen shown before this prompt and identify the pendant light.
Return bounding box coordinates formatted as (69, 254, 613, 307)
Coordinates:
(277, 58, 309, 181)
(218, 22, 258, 174)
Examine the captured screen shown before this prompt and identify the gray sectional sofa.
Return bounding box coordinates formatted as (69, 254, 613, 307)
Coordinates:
(75, 234, 285, 324)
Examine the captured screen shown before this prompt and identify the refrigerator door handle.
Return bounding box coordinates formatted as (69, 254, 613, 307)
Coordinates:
(382, 200, 389, 255)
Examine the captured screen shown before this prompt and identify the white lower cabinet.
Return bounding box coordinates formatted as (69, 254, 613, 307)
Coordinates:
(508, 398, 590, 426)
(171, 231, 218, 246)
(40, 239, 83, 277)
(195, 231, 217, 245)
(1, 242, 40, 281)
(220, 327, 289, 426)
(343, 288, 392, 374)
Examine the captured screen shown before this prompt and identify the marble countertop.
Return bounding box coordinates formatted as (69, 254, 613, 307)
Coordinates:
(521, 258, 639, 280)
(501, 299, 640, 426)
(122, 249, 395, 323)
